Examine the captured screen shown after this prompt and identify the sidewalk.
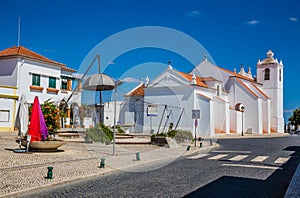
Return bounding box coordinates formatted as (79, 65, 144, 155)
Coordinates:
(212, 132, 289, 139)
(0, 132, 217, 197)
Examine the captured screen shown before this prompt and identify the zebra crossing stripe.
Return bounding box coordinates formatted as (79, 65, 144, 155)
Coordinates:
(228, 155, 248, 161)
(208, 154, 228, 160)
(222, 163, 281, 170)
(274, 157, 290, 164)
(187, 153, 289, 165)
(251, 156, 269, 162)
(188, 154, 209, 159)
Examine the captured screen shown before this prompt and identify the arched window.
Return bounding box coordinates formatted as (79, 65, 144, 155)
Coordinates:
(279, 69, 282, 81)
(264, 68, 270, 80)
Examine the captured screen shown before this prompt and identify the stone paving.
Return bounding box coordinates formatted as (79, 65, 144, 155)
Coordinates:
(0, 132, 217, 197)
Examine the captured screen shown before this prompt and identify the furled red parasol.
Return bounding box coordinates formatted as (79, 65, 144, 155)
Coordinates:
(28, 96, 49, 142)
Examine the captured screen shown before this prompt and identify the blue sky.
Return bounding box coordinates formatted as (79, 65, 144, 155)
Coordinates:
(0, 0, 300, 121)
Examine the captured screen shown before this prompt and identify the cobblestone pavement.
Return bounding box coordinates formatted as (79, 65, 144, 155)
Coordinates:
(14, 135, 300, 198)
(0, 132, 216, 197)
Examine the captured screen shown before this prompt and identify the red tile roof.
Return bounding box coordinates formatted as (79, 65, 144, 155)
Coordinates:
(218, 66, 256, 83)
(176, 71, 208, 88)
(201, 77, 221, 82)
(0, 46, 75, 72)
(126, 84, 145, 97)
(197, 61, 257, 83)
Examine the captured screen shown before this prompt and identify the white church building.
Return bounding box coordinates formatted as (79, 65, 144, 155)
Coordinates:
(120, 50, 284, 136)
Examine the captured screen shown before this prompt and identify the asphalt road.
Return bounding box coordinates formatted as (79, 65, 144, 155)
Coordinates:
(16, 135, 300, 198)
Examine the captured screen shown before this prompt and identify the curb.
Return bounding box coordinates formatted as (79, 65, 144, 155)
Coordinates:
(212, 133, 289, 139)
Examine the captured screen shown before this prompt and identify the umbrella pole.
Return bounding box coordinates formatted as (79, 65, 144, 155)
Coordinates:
(99, 91, 102, 124)
(19, 134, 22, 149)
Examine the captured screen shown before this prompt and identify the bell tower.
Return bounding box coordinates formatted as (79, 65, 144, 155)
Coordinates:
(256, 50, 284, 132)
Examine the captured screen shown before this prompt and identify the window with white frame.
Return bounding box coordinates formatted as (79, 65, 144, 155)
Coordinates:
(49, 76, 56, 88)
(32, 74, 41, 86)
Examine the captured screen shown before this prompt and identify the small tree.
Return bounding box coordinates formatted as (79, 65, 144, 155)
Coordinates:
(289, 107, 300, 130)
(41, 99, 61, 135)
(28, 99, 61, 135)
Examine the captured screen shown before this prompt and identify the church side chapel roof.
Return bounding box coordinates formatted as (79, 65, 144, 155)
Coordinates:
(194, 57, 257, 83)
(125, 83, 145, 97)
(201, 77, 222, 82)
(219, 66, 256, 83)
(176, 71, 208, 88)
(0, 46, 75, 72)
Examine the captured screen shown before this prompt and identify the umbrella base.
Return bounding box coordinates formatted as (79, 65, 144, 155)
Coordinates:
(13, 149, 33, 154)
(13, 149, 26, 153)
(21, 140, 67, 151)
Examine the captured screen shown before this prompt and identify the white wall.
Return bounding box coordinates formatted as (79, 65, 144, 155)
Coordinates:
(119, 96, 143, 133)
(103, 101, 123, 127)
(234, 82, 260, 133)
(213, 97, 227, 133)
(0, 59, 18, 86)
(144, 86, 193, 133)
(195, 94, 212, 136)
(229, 110, 245, 135)
(0, 85, 18, 131)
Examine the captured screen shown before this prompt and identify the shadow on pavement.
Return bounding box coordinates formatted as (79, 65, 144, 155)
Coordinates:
(184, 146, 300, 198)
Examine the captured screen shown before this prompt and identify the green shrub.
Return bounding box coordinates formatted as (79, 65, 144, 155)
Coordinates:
(167, 129, 177, 138)
(29, 98, 61, 135)
(116, 125, 125, 133)
(85, 123, 113, 143)
(174, 130, 193, 142)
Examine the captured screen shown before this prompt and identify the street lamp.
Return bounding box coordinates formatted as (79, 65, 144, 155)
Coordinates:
(241, 106, 245, 136)
(113, 80, 123, 156)
(59, 98, 67, 128)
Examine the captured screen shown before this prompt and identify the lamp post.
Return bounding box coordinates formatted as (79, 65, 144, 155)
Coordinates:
(113, 80, 123, 156)
(59, 98, 67, 128)
(241, 106, 245, 136)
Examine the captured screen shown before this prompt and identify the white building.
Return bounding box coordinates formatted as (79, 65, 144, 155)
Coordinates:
(0, 46, 81, 131)
(103, 101, 123, 127)
(120, 50, 284, 136)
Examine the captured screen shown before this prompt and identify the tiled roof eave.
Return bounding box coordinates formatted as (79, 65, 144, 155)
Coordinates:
(0, 54, 65, 67)
(0, 54, 76, 72)
(191, 84, 209, 88)
(229, 75, 262, 85)
(61, 67, 76, 73)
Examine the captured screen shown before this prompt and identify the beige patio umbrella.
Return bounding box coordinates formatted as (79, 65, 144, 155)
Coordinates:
(14, 94, 29, 149)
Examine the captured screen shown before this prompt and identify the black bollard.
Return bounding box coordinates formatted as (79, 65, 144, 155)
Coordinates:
(100, 158, 105, 168)
(187, 145, 190, 151)
(136, 152, 140, 161)
(47, 166, 53, 179)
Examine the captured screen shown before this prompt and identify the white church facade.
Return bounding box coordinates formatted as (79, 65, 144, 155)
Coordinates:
(120, 50, 284, 136)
